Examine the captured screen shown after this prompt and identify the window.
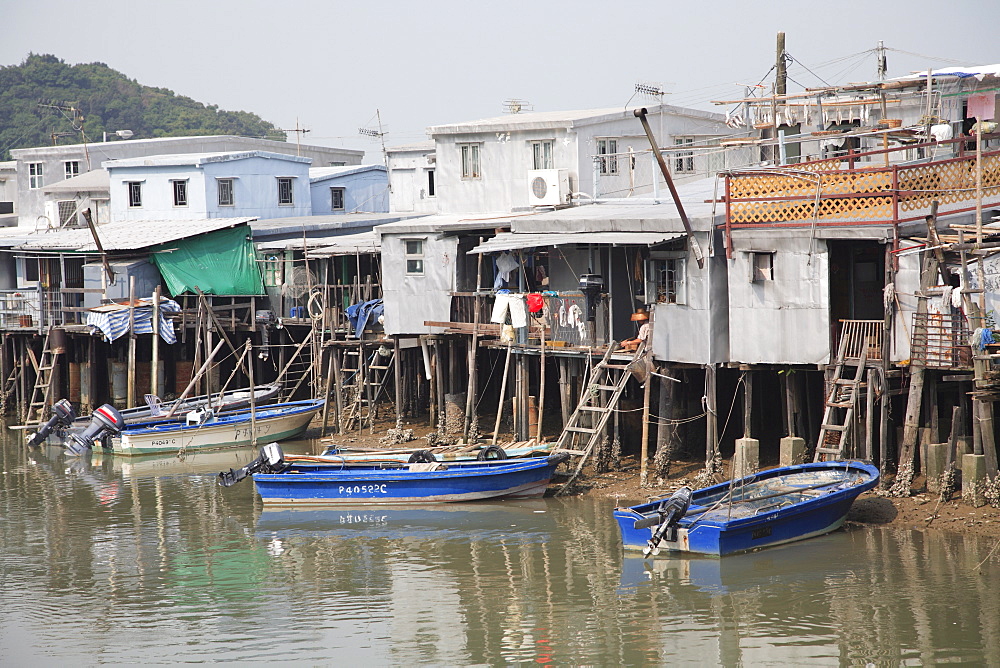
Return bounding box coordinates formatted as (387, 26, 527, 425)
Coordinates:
(127, 181, 142, 207)
(427, 169, 435, 197)
(597, 138, 619, 175)
(64, 161, 80, 180)
(330, 187, 345, 211)
(460, 143, 481, 179)
(649, 257, 686, 305)
(748, 251, 774, 282)
(329, 161, 347, 167)
(217, 178, 234, 206)
(531, 140, 553, 170)
(28, 163, 43, 189)
(674, 137, 694, 172)
(277, 177, 294, 205)
(172, 180, 188, 207)
(404, 239, 424, 275)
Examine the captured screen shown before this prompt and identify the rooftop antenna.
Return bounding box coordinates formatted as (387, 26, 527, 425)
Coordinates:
(359, 109, 391, 192)
(635, 82, 669, 149)
(279, 119, 310, 156)
(502, 98, 533, 114)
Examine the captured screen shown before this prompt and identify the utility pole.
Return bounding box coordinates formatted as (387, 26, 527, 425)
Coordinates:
(876, 40, 888, 80)
(775, 32, 787, 96)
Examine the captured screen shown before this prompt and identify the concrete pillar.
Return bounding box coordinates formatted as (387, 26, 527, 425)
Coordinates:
(925, 443, 947, 493)
(780, 436, 806, 466)
(733, 437, 759, 480)
(963, 453, 987, 507)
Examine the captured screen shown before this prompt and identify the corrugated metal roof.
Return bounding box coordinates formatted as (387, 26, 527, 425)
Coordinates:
(468, 231, 683, 254)
(428, 103, 724, 135)
(40, 169, 110, 193)
(308, 231, 381, 257)
(309, 164, 386, 182)
(105, 151, 310, 169)
(17, 217, 256, 251)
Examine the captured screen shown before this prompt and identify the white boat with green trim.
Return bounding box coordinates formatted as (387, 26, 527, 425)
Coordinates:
(111, 399, 323, 456)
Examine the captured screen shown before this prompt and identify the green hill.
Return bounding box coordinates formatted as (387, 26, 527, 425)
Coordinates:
(0, 54, 285, 160)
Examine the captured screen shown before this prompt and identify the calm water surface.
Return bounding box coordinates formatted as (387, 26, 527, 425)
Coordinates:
(2, 425, 998, 666)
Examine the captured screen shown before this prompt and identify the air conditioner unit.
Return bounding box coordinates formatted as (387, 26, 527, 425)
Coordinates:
(527, 169, 569, 206)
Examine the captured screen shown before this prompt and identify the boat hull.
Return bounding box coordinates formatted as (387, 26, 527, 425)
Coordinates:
(252, 454, 568, 506)
(614, 461, 880, 557)
(113, 400, 322, 456)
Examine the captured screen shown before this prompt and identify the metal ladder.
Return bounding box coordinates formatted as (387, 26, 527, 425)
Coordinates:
(556, 342, 644, 494)
(814, 337, 868, 462)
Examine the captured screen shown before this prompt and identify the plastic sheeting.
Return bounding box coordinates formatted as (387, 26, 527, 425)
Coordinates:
(150, 225, 265, 296)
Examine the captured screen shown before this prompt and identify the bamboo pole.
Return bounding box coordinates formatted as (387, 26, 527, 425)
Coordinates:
(536, 325, 546, 442)
(126, 276, 136, 408)
(151, 284, 161, 398)
(332, 346, 344, 434)
(492, 344, 513, 445)
(320, 348, 334, 437)
(247, 339, 257, 446)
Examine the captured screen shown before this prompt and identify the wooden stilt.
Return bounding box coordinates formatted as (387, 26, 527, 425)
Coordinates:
(640, 367, 651, 486)
(865, 368, 875, 461)
(320, 348, 334, 437)
(558, 357, 571, 428)
(705, 365, 718, 466)
(394, 336, 403, 427)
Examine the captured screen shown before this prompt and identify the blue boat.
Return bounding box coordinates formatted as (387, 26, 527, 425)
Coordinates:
(614, 460, 880, 557)
(219, 443, 570, 506)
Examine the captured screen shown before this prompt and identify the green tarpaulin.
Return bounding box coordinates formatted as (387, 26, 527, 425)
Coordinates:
(150, 224, 265, 296)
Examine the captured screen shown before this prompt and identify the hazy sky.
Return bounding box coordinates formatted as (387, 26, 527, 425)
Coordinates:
(4, 0, 998, 161)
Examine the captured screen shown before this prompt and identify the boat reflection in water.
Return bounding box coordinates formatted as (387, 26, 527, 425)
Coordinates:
(256, 499, 556, 545)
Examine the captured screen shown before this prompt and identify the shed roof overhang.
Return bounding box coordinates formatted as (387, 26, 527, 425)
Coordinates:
(468, 231, 683, 254)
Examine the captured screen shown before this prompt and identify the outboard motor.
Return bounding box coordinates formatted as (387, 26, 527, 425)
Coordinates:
(65, 404, 125, 456)
(256, 310, 275, 360)
(218, 442, 288, 488)
(26, 399, 76, 447)
(635, 486, 693, 557)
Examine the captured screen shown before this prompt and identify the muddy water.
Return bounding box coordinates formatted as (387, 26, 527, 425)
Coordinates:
(2, 428, 998, 665)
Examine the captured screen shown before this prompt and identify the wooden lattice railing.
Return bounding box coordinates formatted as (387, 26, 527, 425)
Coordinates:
(723, 135, 1000, 247)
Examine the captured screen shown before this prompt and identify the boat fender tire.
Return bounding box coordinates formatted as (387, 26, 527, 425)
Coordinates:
(407, 450, 437, 463)
(477, 445, 508, 460)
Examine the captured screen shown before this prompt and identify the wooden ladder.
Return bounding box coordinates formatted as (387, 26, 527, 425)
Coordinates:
(556, 342, 644, 494)
(25, 330, 60, 425)
(814, 336, 868, 462)
(342, 344, 395, 432)
(276, 331, 315, 401)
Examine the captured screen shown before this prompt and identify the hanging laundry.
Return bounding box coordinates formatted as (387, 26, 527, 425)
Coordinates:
(968, 92, 996, 121)
(496, 252, 519, 281)
(931, 124, 954, 142)
(526, 293, 544, 314)
(491, 293, 528, 328)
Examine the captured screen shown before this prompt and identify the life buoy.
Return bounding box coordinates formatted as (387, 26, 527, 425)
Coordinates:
(477, 445, 508, 461)
(307, 290, 324, 320)
(407, 450, 437, 463)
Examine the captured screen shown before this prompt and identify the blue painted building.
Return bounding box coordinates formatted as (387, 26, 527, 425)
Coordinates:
(309, 165, 388, 215)
(104, 151, 313, 222)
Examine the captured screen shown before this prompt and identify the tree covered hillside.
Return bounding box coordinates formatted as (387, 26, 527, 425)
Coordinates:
(0, 54, 285, 159)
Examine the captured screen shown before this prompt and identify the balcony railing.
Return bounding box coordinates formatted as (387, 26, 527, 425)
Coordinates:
(837, 319, 883, 363)
(0, 288, 72, 330)
(910, 312, 973, 369)
(722, 134, 1000, 256)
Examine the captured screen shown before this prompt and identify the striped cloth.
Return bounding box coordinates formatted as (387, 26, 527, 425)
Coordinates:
(86, 297, 181, 344)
